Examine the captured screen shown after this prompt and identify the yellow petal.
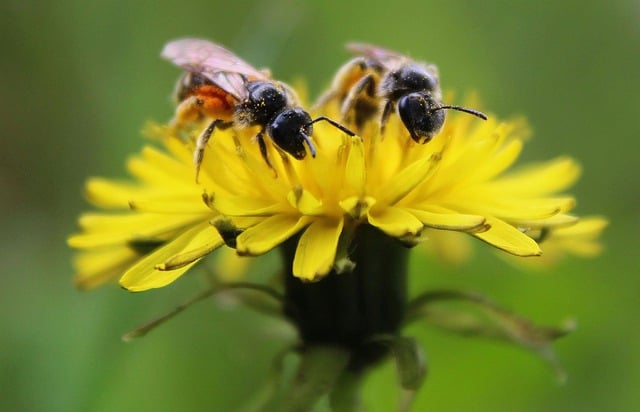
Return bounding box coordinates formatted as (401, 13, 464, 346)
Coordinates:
(120, 223, 221, 291)
(211, 193, 285, 216)
(517, 213, 579, 228)
(343, 136, 366, 196)
(491, 157, 581, 196)
(376, 155, 436, 205)
(76, 213, 162, 232)
(453, 194, 575, 221)
(295, 128, 347, 198)
(368, 206, 423, 237)
(421, 229, 474, 265)
(207, 134, 289, 200)
(68, 214, 202, 248)
(441, 129, 509, 182)
(156, 238, 224, 270)
(339, 196, 374, 219)
(473, 218, 542, 256)
(84, 178, 142, 209)
(164, 134, 195, 164)
(473, 138, 523, 182)
(73, 246, 141, 290)
(127, 146, 193, 186)
(213, 247, 252, 281)
(293, 218, 344, 280)
(236, 214, 310, 256)
(287, 187, 324, 215)
(554, 240, 603, 257)
(129, 193, 210, 214)
(407, 207, 486, 231)
(538, 216, 608, 258)
(554, 216, 608, 237)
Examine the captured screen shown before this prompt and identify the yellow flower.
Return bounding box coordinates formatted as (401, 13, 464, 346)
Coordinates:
(67, 37, 609, 407)
(205, 101, 582, 280)
(68, 131, 224, 291)
(68, 96, 598, 291)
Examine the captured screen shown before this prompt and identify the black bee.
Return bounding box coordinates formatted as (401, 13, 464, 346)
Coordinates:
(316, 42, 487, 143)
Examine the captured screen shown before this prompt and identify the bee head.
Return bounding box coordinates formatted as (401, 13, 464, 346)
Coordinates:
(397, 92, 488, 144)
(268, 108, 315, 159)
(397, 92, 445, 144)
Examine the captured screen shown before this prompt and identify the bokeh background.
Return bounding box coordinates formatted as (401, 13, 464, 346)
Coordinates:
(2, 0, 638, 410)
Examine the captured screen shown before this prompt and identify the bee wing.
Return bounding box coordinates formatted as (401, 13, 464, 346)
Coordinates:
(348, 42, 439, 82)
(346, 42, 407, 65)
(162, 38, 269, 100)
(205, 72, 250, 101)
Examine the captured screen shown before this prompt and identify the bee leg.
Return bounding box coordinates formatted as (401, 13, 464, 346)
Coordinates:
(340, 74, 376, 122)
(170, 96, 204, 134)
(256, 132, 278, 178)
(379, 99, 394, 137)
(194, 119, 231, 182)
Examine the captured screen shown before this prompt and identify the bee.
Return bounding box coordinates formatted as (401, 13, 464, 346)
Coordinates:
(162, 38, 354, 179)
(316, 42, 487, 143)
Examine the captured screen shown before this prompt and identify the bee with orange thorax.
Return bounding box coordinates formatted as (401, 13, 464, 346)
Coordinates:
(162, 38, 354, 180)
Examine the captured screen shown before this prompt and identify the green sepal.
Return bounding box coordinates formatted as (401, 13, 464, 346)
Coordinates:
(122, 281, 285, 341)
(215, 281, 285, 318)
(391, 336, 427, 391)
(371, 334, 427, 391)
(406, 289, 575, 382)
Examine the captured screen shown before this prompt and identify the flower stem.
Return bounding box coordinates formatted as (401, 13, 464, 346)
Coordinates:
(329, 368, 365, 412)
(282, 345, 350, 412)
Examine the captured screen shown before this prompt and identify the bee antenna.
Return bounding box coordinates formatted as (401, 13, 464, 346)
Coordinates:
(435, 105, 488, 121)
(306, 116, 356, 136)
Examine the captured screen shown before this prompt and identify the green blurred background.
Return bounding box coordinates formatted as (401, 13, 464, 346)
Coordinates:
(1, 0, 638, 410)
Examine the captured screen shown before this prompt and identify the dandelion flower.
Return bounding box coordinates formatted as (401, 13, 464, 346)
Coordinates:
(69, 99, 593, 292)
(68, 39, 609, 410)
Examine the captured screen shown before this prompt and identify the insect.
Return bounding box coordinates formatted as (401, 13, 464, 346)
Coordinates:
(316, 42, 487, 143)
(162, 38, 354, 180)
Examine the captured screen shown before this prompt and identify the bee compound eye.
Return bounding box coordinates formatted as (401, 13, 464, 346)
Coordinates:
(268, 109, 313, 159)
(397, 93, 444, 143)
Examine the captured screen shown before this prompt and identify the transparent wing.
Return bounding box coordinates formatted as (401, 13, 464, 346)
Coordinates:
(347, 42, 438, 79)
(162, 38, 269, 100)
(346, 42, 407, 65)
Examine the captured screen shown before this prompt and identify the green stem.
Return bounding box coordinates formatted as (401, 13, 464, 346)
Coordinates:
(329, 369, 365, 412)
(282, 345, 350, 412)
